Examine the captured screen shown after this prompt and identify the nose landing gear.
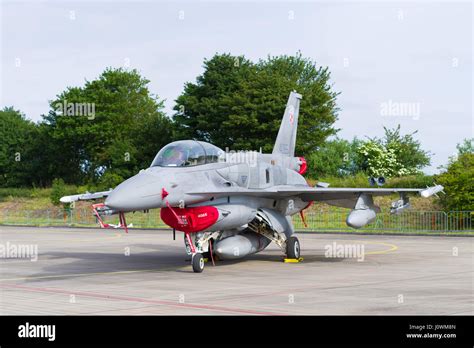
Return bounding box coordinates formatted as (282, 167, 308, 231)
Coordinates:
(192, 253, 205, 273)
(185, 231, 220, 273)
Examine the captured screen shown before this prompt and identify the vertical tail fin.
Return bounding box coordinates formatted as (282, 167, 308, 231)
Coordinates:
(272, 91, 302, 157)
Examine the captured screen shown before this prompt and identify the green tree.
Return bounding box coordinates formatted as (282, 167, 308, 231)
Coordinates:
(383, 125, 431, 174)
(0, 107, 38, 187)
(455, 138, 473, 155)
(436, 153, 474, 211)
(41, 68, 173, 185)
(307, 137, 364, 177)
(357, 140, 399, 177)
(357, 125, 431, 178)
(173, 53, 339, 155)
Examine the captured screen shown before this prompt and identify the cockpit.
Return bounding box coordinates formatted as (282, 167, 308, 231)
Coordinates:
(151, 140, 224, 167)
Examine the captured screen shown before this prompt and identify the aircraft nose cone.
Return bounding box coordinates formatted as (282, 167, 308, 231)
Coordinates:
(105, 172, 164, 211)
(104, 191, 129, 210)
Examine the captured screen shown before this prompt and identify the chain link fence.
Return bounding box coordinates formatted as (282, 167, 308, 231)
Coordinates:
(0, 208, 472, 234)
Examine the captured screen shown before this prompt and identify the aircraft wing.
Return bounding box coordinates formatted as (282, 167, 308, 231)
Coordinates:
(60, 190, 113, 203)
(188, 185, 444, 202)
(272, 186, 427, 201)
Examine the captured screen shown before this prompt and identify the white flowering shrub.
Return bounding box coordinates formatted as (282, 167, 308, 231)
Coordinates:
(357, 141, 415, 178)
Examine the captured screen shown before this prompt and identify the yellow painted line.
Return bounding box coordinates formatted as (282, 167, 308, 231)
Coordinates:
(353, 240, 398, 255)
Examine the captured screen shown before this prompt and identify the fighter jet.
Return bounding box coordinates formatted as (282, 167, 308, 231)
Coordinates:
(61, 91, 443, 272)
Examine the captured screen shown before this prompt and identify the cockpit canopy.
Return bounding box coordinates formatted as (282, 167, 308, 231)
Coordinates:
(151, 140, 224, 167)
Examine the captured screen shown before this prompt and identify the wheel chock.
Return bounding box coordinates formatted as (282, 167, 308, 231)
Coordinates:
(283, 257, 304, 263)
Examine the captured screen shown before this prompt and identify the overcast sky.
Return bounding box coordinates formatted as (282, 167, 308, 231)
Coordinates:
(1, 0, 472, 174)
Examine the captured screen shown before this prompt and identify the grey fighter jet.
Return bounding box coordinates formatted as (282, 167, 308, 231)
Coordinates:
(61, 91, 443, 272)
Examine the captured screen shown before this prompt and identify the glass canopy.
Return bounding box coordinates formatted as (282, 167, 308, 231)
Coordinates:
(151, 140, 224, 167)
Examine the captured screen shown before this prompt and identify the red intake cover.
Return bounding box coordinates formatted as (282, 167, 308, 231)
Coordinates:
(160, 206, 219, 233)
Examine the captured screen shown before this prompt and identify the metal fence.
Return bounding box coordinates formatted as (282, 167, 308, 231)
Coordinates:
(294, 210, 473, 233)
(0, 208, 472, 234)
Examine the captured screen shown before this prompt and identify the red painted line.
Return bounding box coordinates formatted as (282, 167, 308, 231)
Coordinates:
(0, 283, 282, 316)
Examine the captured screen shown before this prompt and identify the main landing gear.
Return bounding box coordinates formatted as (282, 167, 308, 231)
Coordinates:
(286, 236, 301, 259)
(184, 230, 301, 272)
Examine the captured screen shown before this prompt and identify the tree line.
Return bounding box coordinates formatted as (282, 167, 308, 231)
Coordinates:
(1, 53, 472, 210)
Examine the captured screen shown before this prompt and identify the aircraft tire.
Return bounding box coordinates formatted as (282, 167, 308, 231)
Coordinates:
(192, 253, 204, 273)
(286, 236, 300, 259)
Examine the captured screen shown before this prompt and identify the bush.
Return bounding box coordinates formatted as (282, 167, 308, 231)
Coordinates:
(50, 178, 67, 206)
(436, 153, 474, 211)
(317, 173, 371, 188)
(0, 187, 35, 198)
(386, 175, 435, 188)
(356, 125, 431, 178)
(357, 141, 400, 177)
